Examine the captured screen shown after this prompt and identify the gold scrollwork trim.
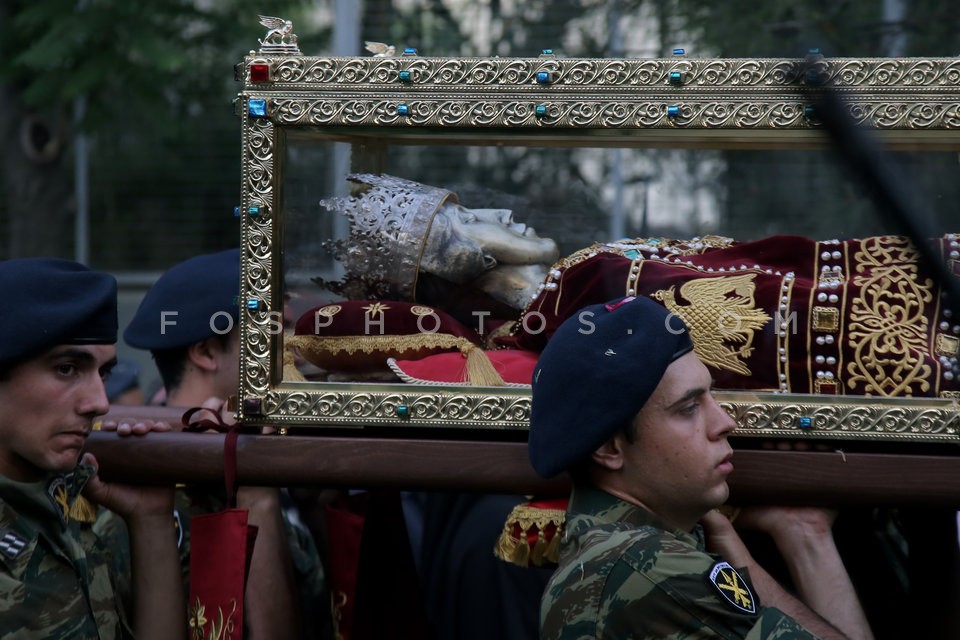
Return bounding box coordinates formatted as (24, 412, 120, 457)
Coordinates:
(260, 390, 531, 427)
(241, 113, 276, 398)
(253, 56, 960, 91)
(262, 97, 960, 132)
(721, 396, 959, 442)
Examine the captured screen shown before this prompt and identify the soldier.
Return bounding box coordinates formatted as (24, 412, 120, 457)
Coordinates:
(0, 258, 184, 639)
(528, 295, 874, 639)
(123, 248, 326, 640)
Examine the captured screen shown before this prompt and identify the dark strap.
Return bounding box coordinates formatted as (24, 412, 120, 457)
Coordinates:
(181, 406, 241, 508)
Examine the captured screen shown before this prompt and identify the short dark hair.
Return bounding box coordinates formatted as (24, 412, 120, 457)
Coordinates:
(567, 415, 639, 485)
(151, 333, 232, 394)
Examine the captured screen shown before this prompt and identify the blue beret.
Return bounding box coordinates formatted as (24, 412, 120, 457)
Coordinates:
(0, 258, 117, 368)
(528, 296, 694, 478)
(124, 249, 240, 351)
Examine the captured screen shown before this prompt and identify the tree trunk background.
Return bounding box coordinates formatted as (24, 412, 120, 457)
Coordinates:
(0, 104, 73, 259)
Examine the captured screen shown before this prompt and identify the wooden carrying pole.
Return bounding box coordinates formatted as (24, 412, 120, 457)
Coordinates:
(87, 406, 960, 506)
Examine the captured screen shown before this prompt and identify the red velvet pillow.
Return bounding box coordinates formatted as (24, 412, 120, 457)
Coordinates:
(387, 348, 538, 386)
(289, 300, 482, 374)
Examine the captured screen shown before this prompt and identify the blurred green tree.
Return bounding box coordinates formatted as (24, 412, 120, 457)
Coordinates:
(0, 0, 322, 266)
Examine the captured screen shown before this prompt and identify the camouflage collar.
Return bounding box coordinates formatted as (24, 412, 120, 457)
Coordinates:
(568, 484, 705, 549)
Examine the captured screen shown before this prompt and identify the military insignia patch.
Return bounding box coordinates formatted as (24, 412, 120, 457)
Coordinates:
(0, 529, 27, 559)
(46, 476, 70, 526)
(708, 561, 757, 614)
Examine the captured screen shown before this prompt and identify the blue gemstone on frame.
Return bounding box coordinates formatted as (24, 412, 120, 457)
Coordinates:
(535, 105, 547, 117)
(541, 49, 553, 55)
(397, 104, 410, 116)
(248, 99, 267, 117)
(403, 47, 417, 55)
(798, 417, 813, 429)
(399, 70, 412, 82)
(247, 298, 261, 311)
(669, 71, 683, 85)
(536, 71, 550, 84)
(667, 105, 680, 117)
(248, 205, 261, 217)
(397, 405, 410, 419)
(672, 48, 685, 55)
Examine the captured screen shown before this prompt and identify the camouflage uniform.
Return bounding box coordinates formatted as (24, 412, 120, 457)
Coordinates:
(540, 485, 820, 639)
(0, 464, 133, 640)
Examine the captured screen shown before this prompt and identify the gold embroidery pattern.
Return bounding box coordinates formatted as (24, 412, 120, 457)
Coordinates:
(410, 305, 435, 317)
(936, 334, 959, 357)
(362, 302, 391, 318)
(190, 597, 238, 640)
(651, 273, 771, 376)
(846, 236, 933, 396)
(812, 307, 840, 332)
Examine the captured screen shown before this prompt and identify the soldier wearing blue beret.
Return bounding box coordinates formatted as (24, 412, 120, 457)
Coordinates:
(0, 258, 185, 639)
(125, 248, 242, 400)
(124, 249, 325, 639)
(530, 296, 874, 640)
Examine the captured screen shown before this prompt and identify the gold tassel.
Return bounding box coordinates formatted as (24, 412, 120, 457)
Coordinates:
(283, 338, 307, 382)
(530, 534, 548, 566)
(69, 495, 97, 523)
(494, 502, 567, 568)
(510, 530, 531, 567)
(494, 521, 528, 568)
(544, 528, 562, 564)
(462, 344, 506, 386)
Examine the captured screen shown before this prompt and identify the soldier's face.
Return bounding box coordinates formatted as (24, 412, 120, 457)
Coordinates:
(0, 344, 114, 482)
(617, 352, 736, 531)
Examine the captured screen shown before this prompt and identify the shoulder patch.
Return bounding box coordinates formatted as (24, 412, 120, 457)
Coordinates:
(708, 561, 757, 614)
(46, 476, 70, 526)
(0, 529, 28, 559)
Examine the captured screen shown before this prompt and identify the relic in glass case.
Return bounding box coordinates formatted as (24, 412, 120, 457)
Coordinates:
(235, 16, 959, 444)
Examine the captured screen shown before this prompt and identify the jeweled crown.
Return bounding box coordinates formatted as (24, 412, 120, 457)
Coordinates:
(316, 173, 458, 300)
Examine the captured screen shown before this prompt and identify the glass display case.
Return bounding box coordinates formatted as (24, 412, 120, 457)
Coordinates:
(234, 23, 959, 448)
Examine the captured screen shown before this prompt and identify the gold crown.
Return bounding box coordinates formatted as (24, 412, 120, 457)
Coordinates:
(316, 174, 459, 300)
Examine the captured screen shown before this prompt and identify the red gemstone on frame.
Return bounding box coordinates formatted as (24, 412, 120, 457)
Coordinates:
(250, 63, 270, 83)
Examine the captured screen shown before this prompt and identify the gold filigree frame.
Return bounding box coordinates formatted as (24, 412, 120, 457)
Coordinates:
(236, 53, 960, 442)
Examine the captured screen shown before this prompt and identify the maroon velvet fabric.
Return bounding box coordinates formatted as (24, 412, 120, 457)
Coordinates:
(507, 234, 959, 397)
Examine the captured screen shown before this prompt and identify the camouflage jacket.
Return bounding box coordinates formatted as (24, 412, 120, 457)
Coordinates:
(540, 486, 820, 639)
(0, 466, 132, 640)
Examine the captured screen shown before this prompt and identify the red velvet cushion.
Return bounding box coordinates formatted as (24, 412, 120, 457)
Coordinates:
(291, 300, 481, 373)
(388, 349, 538, 386)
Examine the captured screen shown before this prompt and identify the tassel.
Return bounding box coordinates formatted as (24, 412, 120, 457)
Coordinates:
(494, 522, 529, 568)
(530, 533, 548, 566)
(544, 526, 562, 564)
(69, 495, 97, 523)
(283, 339, 308, 382)
(510, 529, 531, 567)
(461, 344, 506, 386)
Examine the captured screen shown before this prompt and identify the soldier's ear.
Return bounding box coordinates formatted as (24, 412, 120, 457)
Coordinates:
(591, 435, 625, 472)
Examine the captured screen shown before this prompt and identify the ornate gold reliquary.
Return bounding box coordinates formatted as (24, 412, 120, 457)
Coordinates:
(235, 19, 959, 446)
